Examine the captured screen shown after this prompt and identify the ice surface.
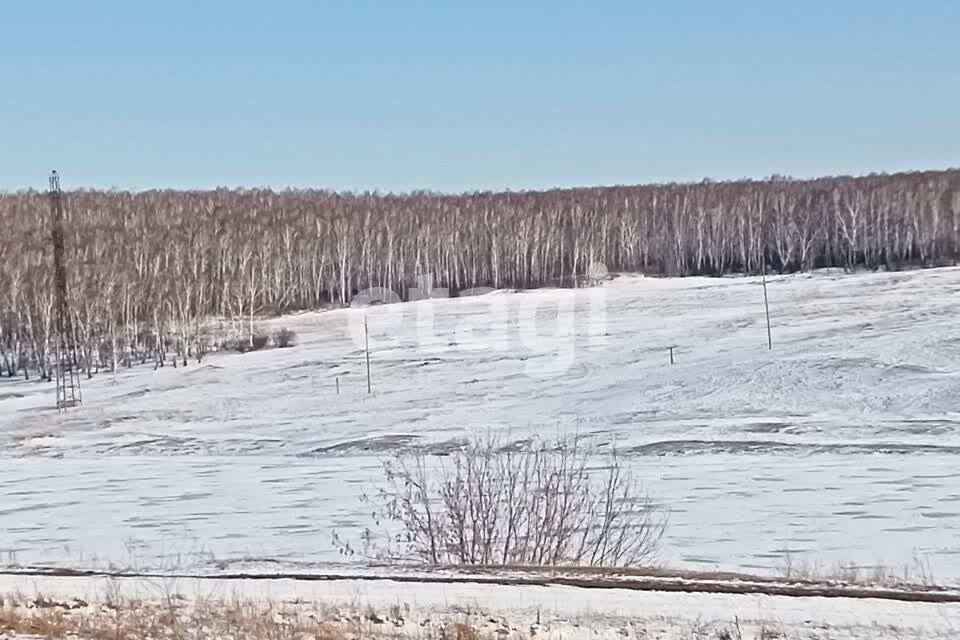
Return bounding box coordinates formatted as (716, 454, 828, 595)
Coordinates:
(2, 267, 960, 578)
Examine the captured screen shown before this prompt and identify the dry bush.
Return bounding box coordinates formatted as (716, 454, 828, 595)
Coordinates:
(350, 434, 665, 568)
(250, 332, 271, 351)
(222, 332, 271, 353)
(274, 327, 297, 348)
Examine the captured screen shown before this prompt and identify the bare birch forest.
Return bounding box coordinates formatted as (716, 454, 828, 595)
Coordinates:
(1, 168, 958, 380)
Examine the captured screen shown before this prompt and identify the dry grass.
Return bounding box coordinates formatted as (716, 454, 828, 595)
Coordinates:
(0, 590, 520, 640)
(0, 590, 816, 640)
(776, 551, 939, 588)
(1, 594, 322, 640)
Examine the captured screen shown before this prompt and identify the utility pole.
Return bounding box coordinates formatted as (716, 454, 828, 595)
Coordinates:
(49, 171, 82, 411)
(364, 313, 372, 394)
(761, 260, 772, 350)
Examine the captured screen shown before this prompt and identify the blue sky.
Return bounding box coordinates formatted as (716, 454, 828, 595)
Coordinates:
(1, 1, 957, 192)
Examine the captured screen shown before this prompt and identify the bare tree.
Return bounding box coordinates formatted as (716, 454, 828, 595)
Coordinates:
(0, 169, 958, 381)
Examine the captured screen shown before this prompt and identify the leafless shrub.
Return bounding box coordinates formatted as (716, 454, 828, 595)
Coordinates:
(714, 617, 744, 640)
(350, 434, 665, 568)
(221, 337, 246, 353)
(757, 624, 784, 640)
(221, 332, 271, 353)
(273, 327, 297, 348)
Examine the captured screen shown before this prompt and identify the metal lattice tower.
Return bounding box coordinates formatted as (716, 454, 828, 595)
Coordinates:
(49, 171, 82, 411)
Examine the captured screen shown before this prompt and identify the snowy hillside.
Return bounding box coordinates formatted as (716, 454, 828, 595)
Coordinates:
(2, 267, 960, 579)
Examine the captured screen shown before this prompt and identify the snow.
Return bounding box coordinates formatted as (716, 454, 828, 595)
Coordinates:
(2, 572, 960, 639)
(2, 267, 960, 581)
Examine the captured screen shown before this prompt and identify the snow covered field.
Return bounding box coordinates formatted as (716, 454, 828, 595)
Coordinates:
(2, 267, 960, 580)
(4, 571, 960, 640)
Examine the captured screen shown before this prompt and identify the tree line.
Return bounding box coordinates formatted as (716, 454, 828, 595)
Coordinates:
(0, 168, 957, 381)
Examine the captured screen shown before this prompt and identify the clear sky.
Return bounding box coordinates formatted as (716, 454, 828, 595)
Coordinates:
(1, 1, 957, 193)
